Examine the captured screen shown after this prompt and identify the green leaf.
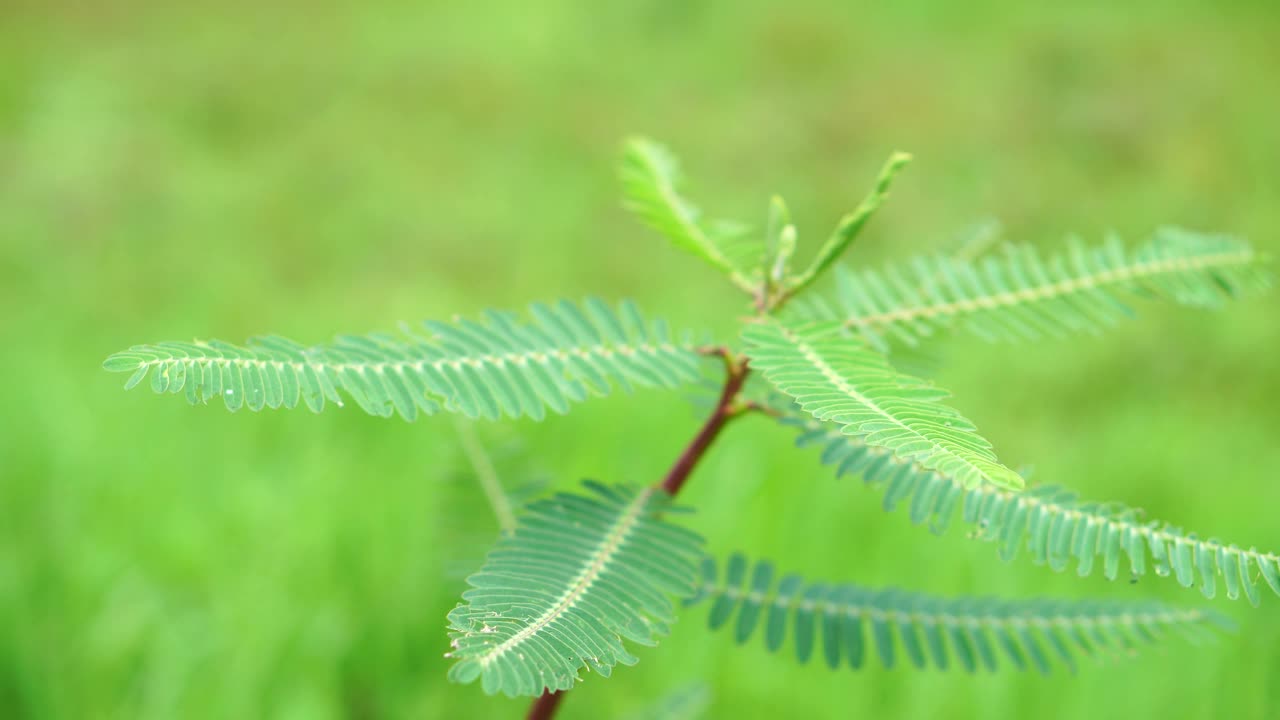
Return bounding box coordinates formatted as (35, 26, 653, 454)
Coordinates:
(620, 137, 761, 293)
(103, 298, 706, 421)
(742, 319, 1023, 491)
(446, 481, 704, 697)
(692, 554, 1231, 674)
(774, 400, 1280, 605)
(788, 228, 1271, 351)
(785, 151, 912, 298)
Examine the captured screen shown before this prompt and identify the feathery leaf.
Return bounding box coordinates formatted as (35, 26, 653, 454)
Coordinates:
(788, 228, 1270, 350)
(447, 481, 705, 697)
(777, 403, 1280, 605)
(742, 319, 1023, 491)
(103, 298, 704, 421)
(620, 137, 761, 293)
(691, 554, 1232, 674)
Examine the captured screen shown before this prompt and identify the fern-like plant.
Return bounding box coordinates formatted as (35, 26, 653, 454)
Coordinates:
(104, 137, 1275, 719)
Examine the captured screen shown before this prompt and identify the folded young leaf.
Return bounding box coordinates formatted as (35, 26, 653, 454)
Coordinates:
(103, 298, 705, 421)
(691, 554, 1232, 675)
(620, 137, 762, 293)
(785, 151, 912, 298)
(742, 319, 1023, 491)
(787, 228, 1270, 350)
(775, 402, 1280, 606)
(447, 481, 705, 697)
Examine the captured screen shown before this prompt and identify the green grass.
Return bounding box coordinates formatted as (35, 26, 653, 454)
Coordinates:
(3, 1, 1280, 717)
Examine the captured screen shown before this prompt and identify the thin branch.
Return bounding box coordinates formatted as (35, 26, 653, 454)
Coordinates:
(453, 418, 517, 535)
(733, 399, 783, 419)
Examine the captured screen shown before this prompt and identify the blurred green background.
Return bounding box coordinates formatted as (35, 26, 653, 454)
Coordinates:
(3, 1, 1279, 718)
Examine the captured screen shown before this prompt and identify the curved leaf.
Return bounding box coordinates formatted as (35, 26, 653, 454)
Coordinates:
(447, 481, 704, 697)
(743, 319, 1023, 491)
(620, 137, 761, 293)
(785, 151, 912, 298)
(779, 405, 1280, 605)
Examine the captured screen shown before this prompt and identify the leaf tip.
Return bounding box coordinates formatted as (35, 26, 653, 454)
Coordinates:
(102, 353, 141, 372)
(992, 467, 1026, 492)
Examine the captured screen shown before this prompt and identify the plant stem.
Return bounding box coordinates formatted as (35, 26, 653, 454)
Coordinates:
(524, 355, 751, 720)
(660, 358, 750, 496)
(527, 690, 566, 720)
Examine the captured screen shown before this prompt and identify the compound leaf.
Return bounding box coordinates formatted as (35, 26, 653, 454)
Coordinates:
(693, 554, 1232, 674)
(788, 228, 1270, 351)
(743, 319, 1022, 491)
(447, 481, 704, 697)
(775, 400, 1280, 606)
(620, 137, 761, 293)
(104, 298, 705, 421)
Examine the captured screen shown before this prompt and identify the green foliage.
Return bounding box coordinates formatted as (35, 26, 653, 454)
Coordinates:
(742, 319, 1023, 491)
(788, 228, 1270, 350)
(784, 152, 913, 298)
(778, 405, 1280, 605)
(446, 481, 705, 697)
(620, 137, 762, 294)
(93, 125, 1277, 718)
(103, 298, 704, 421)
(691, 554, 1231, 675)
(14, 2, 1280, 716)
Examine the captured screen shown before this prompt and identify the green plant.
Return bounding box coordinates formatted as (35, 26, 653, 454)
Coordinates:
(104, 138, 1274, 719)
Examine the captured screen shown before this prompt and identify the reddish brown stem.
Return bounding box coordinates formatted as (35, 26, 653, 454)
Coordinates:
(527, 690, 565, 720)
(661, 359, 749, 496)
(523, 356, 751, 720)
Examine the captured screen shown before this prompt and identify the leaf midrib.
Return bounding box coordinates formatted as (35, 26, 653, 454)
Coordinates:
(115, 338, 689, 377)
(776, 323, 998, 486)
(704, 581, 1205, 630)
(633, 148, 755, 292)
(477, 487, 656, 669)
(799, 415, 1280, 583)
(846, 249, 1255, 329)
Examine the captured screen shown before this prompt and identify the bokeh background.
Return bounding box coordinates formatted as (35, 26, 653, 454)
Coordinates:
(3, 1, 1279, 718)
